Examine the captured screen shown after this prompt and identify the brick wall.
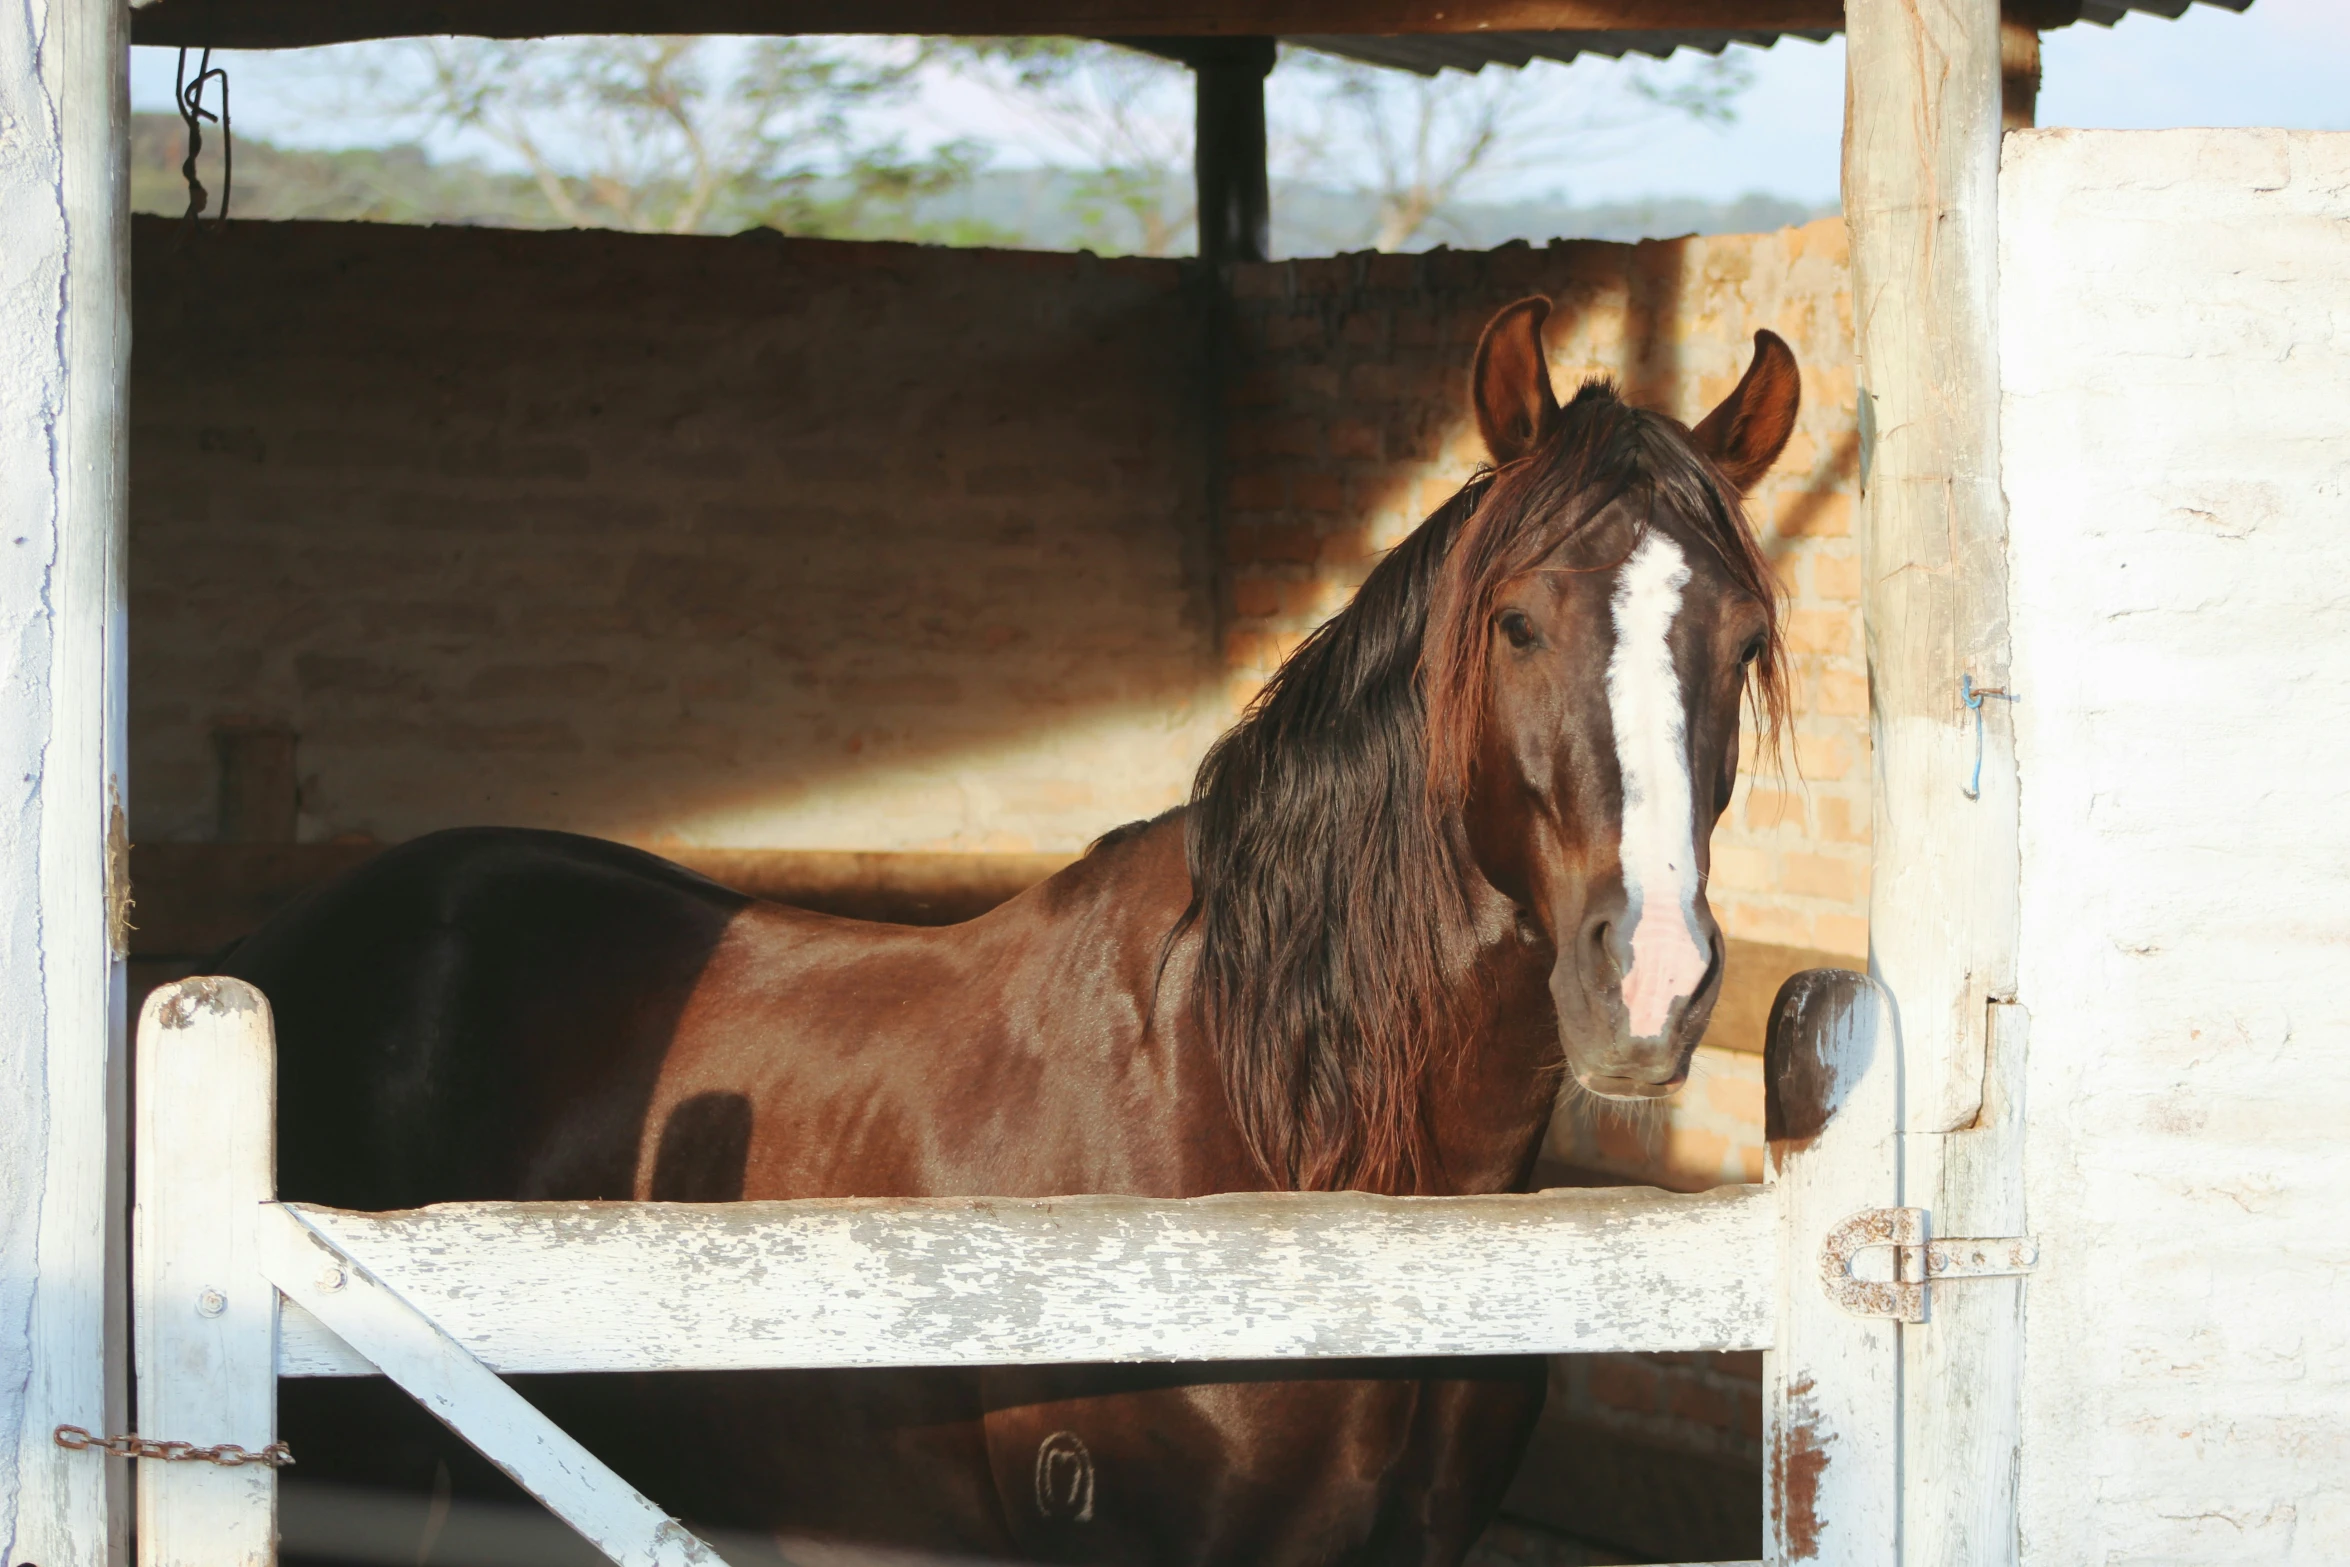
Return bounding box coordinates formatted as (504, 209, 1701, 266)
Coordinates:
(130, 218, 1226, 855)
(132, 220, 1865, 968)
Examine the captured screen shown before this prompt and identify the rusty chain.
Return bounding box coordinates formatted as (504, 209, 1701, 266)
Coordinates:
(54, 1424, 294, 1469)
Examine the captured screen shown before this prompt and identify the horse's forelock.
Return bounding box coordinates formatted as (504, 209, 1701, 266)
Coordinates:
(1421, 393, 1788, 810)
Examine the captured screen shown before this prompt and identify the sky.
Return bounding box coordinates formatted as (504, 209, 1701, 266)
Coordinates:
(127, 0, 2347, 208)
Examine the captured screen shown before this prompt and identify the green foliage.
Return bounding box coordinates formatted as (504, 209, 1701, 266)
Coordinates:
(354, 36, 1003, 242)
(130, 113, 548, 225)
(926, 38, 1196, 256)
(1626, 55, 1757, 127)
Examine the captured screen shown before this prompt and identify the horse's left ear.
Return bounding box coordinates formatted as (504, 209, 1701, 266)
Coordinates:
(1472, 297, 1561, 466)
(1692, 330, 1801, 492)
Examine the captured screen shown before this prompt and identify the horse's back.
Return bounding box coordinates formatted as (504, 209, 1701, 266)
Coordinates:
(224, 826, 757, 1210)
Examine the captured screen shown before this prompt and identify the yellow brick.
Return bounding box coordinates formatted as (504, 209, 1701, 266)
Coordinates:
(1734, 1141, 1765, 1184)
(1818, 794, 1871, 845)
(1743, 788, 1803, 833)
(1794, 733, 1854, 782)
(1814, 666, 1869, 718)
(1787, 608, 1856, 656)
(1664, 1125, 1733, 1190)
(1706, 1073, 1766, 1126)
(1777, 488, 1851, 539)
(1719, 900, 1812, 948)
(1708, 844, 1774, 893)
(1813, 913, 1870, 960)
(1810, 552, 1865, 603)
(1783, 851, 1868, 906)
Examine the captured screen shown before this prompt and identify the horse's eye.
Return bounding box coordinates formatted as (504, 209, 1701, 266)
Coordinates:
(1739, 636, 1765, 667)
(1498, 610, 1537, 651)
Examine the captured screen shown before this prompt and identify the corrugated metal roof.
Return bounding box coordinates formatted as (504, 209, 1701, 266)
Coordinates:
(1288, 0, 2251, 75)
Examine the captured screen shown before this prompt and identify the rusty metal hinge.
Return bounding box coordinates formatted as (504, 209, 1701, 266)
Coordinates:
(1820, 1207, 2038, 1323)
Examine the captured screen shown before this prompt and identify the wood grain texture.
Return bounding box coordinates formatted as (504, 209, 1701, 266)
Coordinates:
(127, 0, 1846, 49)
(6, 1, 133, 1557)
(276, 1185, 1775, 1377)
(1904, 999, 2026, 1565)
(1843, 0, 2013, 1138)
(264, 1207, 729, 1567)
(133, 980, 278, 1567)
(1844, 5, 2021, 1562)
(1764, 970, 1900, 1566)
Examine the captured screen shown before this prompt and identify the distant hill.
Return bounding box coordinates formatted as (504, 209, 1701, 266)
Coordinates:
(131, 112, 548, 227)
(132, 113, 1834, 254)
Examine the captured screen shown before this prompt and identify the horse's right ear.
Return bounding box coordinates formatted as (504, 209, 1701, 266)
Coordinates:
(1472, 297, 1560, 466)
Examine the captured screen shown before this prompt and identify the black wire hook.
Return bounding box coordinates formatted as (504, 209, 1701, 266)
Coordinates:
(174, 47, 233, 231)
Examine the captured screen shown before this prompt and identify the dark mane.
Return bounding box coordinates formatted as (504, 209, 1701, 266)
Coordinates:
(1183, 380, 1786, 1195)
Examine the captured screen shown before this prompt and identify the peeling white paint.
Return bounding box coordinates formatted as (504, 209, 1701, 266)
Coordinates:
(1, 0, 128, 1561)
(275, 1184, 1777, 1377)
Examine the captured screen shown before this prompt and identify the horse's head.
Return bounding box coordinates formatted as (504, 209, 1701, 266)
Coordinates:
(1429, 298, 1798, 1102)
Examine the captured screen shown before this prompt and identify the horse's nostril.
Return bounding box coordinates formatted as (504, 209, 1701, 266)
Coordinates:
(1587, 919, 1621, 978)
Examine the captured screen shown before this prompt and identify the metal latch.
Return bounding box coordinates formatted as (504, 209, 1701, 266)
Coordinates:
(1820, 1208, 2038, 1323)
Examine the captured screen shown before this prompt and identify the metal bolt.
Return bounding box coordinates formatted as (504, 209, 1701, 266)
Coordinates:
(195, 1288, 226, 1318)
(316, 1265, 346, 1293)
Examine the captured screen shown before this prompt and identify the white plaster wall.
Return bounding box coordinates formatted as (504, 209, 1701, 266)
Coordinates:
(2002, 128, 2350, 1564)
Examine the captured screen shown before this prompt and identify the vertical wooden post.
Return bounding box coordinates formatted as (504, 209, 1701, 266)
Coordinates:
(1193, 38, 1273, 266)
(135, 980, 280, 1567)
(1845, 0, 2021, 1561)
(1999, 16, 2040, 132)
(2, 0, 132, 1560)
(1765, 970, 1902, 1566)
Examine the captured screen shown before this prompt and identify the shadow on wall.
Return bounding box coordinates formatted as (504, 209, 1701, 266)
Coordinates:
(130, 218, 1865, 963)
(130, 219, 1226, 856)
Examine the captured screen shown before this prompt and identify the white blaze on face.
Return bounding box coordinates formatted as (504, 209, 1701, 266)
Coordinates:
(1605, 532, 1710, 1040)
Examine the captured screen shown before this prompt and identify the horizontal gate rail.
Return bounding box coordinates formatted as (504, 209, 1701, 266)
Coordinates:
(131, 971, 1899, 1567)
(275, 1184, 1774, 1377)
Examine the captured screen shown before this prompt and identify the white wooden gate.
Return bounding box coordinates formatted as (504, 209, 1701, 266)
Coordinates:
(122, 967, 2032, 1567)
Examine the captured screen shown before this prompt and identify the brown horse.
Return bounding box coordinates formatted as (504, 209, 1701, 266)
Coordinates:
(228, 297, 1798, 1566)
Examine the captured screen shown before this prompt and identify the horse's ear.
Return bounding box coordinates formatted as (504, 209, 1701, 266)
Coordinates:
(1692, 329, 1801, 492)
(1472, 297, 1561, 466)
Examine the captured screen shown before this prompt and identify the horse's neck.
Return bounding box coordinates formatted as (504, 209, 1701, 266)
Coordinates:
(1419, 883, 1566, 1196)
(1065, 814, 1558, 1198)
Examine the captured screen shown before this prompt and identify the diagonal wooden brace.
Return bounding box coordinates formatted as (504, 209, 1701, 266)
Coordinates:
(258, 1204, 731, 1567)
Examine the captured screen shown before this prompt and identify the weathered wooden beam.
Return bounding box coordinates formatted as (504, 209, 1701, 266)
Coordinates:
(263, 1205, 728, 1567)
(1762, 970, 1901, 1567)
(133, 981, 280, 1567)
(1843, 0, 2012, 1163)
(3, 0, 132, 1557)
(1842, 0, 2022, 1562)
(127, 0, 1847, 50)
(1187, 36, 1273, 265)
(1998, 5, 2042, 130)
(275, 1184, 1776, 1377)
